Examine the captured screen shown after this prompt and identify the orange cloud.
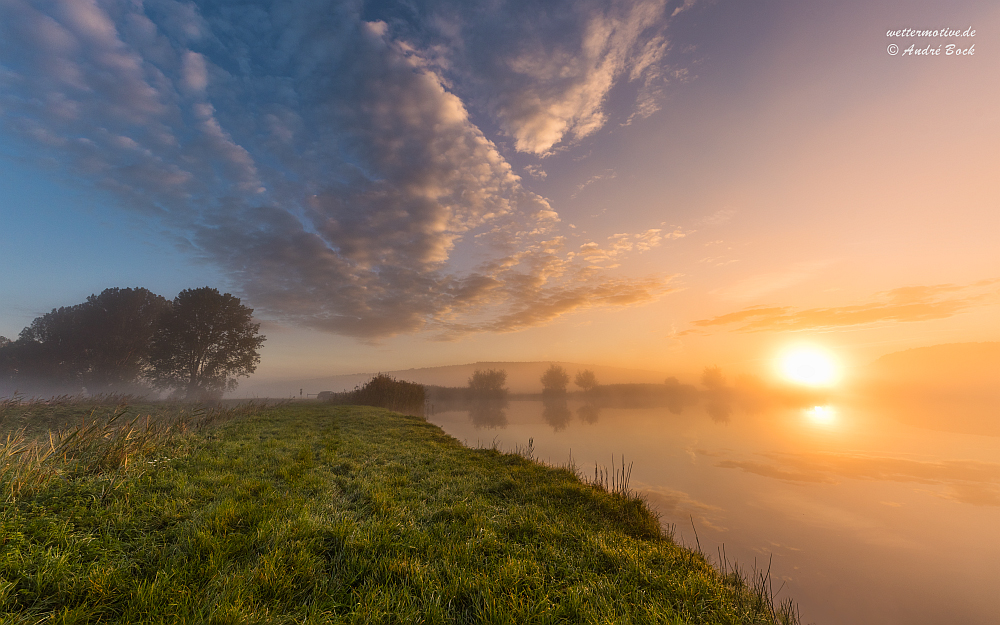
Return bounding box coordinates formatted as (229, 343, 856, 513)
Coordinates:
(687, 280, 999, 334)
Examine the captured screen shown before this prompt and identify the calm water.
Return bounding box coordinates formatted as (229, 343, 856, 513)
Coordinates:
(428, 398, 1000, 625)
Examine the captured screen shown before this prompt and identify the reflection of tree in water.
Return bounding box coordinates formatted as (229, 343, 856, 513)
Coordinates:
(701, 366, 734, 424)
(468, 397, 508, 429)
(542, 395, 573, 431)
(466, 368, 509, 428)
(704, 401, 732, 424)
(577, 402, 600, 424)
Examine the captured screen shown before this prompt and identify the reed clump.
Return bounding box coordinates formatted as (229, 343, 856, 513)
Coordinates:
(0, 396, 268, 503)
(323, 373, 426, 415)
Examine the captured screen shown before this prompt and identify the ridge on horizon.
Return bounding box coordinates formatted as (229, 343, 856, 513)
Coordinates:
(239, 360, 673, 397)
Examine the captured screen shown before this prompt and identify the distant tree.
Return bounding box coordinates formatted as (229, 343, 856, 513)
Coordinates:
(467, 368, 508, 425)
(540, 364, 569, 394)
(0, 336, 10, 349)
(574, 369, 598, 392)
(148, 287, 265, 400)
(468, 368, 507, 399)
(701, 366, 726, 389)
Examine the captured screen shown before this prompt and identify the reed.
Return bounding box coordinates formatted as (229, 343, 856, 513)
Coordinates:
(0, 397, 269, 503)
(324, 373, 426, 415)
(713, 545, 802, 625)
(591, 453, 634, 496)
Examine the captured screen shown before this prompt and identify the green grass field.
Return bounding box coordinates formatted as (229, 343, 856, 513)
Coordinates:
(0, 400, 799, 624)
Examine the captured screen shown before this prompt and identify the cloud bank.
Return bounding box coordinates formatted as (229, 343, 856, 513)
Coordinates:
(0, 0, 687, 338)
(686, 280, 1000, 334)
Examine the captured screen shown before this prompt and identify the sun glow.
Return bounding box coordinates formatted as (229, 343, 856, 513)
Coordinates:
(778, 345, 840, 387)
(806, 405, 837, 425)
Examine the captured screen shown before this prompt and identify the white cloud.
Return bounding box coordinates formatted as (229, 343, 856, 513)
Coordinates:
(0, 0, 681, 338)
(180, 50, 207, 92)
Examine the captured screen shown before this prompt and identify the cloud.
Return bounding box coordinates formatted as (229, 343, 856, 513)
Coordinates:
(180, 50, 207, 92)
(0, 0, 681, 339)
(523, 164, 547, 179)
(712, 450, 1000, 507)
(634, 480, 726, 531)
(572, 169, 616, 197)
(714, 459, 838, 483)
(697, 208, 735, 226)
(379, 0, 680, 155)
(688, 280, 999, 334)
(570, 228, 684, 267)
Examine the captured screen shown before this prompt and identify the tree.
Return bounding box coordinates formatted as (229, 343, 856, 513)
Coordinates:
(574, 369, 598, 392)
(468, 368, 507, 399)
(148, 287, 265, 400)
(15, 303, 90, 387)
(540, 364, 569, 394)
(702, 366, 729, 390)
(0, 336, 15, 392)
(80, 288, 171, 390)
(2, 288, 170, 394)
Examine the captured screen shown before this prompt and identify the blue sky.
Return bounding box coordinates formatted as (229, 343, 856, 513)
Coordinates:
(2, 0, 997, 382)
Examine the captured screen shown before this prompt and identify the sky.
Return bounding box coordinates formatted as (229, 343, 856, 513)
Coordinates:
(1, 0, 997, 386)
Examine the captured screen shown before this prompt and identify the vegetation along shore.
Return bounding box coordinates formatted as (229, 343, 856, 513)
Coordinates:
(0, 393, 799, 623)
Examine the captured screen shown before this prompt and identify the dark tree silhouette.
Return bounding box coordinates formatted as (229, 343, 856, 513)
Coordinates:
(148, 287, 265, 400)
(0, 288, 170, 393)
(81, 288, 171, 390)
(0, 336, 17, 391)
(14, 303, 89, 386)
(540, 364, 569, 394)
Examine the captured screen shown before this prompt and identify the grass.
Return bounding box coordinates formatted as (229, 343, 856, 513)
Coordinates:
(0, 400, 800, 624)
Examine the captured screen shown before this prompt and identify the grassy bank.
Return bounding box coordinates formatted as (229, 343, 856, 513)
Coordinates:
(0, 401, 798, 624)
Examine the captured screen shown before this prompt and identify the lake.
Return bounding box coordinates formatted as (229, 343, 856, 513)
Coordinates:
(428, 396, 1000, 625)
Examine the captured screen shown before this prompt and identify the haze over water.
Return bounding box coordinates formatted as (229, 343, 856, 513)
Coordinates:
(430, 392, 1000, 625)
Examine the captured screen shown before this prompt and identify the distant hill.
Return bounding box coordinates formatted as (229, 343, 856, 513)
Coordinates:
(235, 361, 671, 398)
(870, 342, 1000, 387)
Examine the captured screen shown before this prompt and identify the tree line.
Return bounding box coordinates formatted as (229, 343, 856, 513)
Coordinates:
(0, 287, 265, 400)
(540, 364, 598, 394)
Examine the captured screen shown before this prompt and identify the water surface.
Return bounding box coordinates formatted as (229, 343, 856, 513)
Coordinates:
(429, 398, 1000, 625)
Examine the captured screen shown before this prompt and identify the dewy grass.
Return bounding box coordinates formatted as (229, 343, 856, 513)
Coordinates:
(0, 403, 800, 624)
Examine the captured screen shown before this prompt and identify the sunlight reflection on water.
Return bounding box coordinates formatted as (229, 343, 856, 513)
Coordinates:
(806, 405, 836, 425)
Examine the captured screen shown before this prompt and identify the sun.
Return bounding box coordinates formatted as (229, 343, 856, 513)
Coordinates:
(778, 345, 840, 387)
